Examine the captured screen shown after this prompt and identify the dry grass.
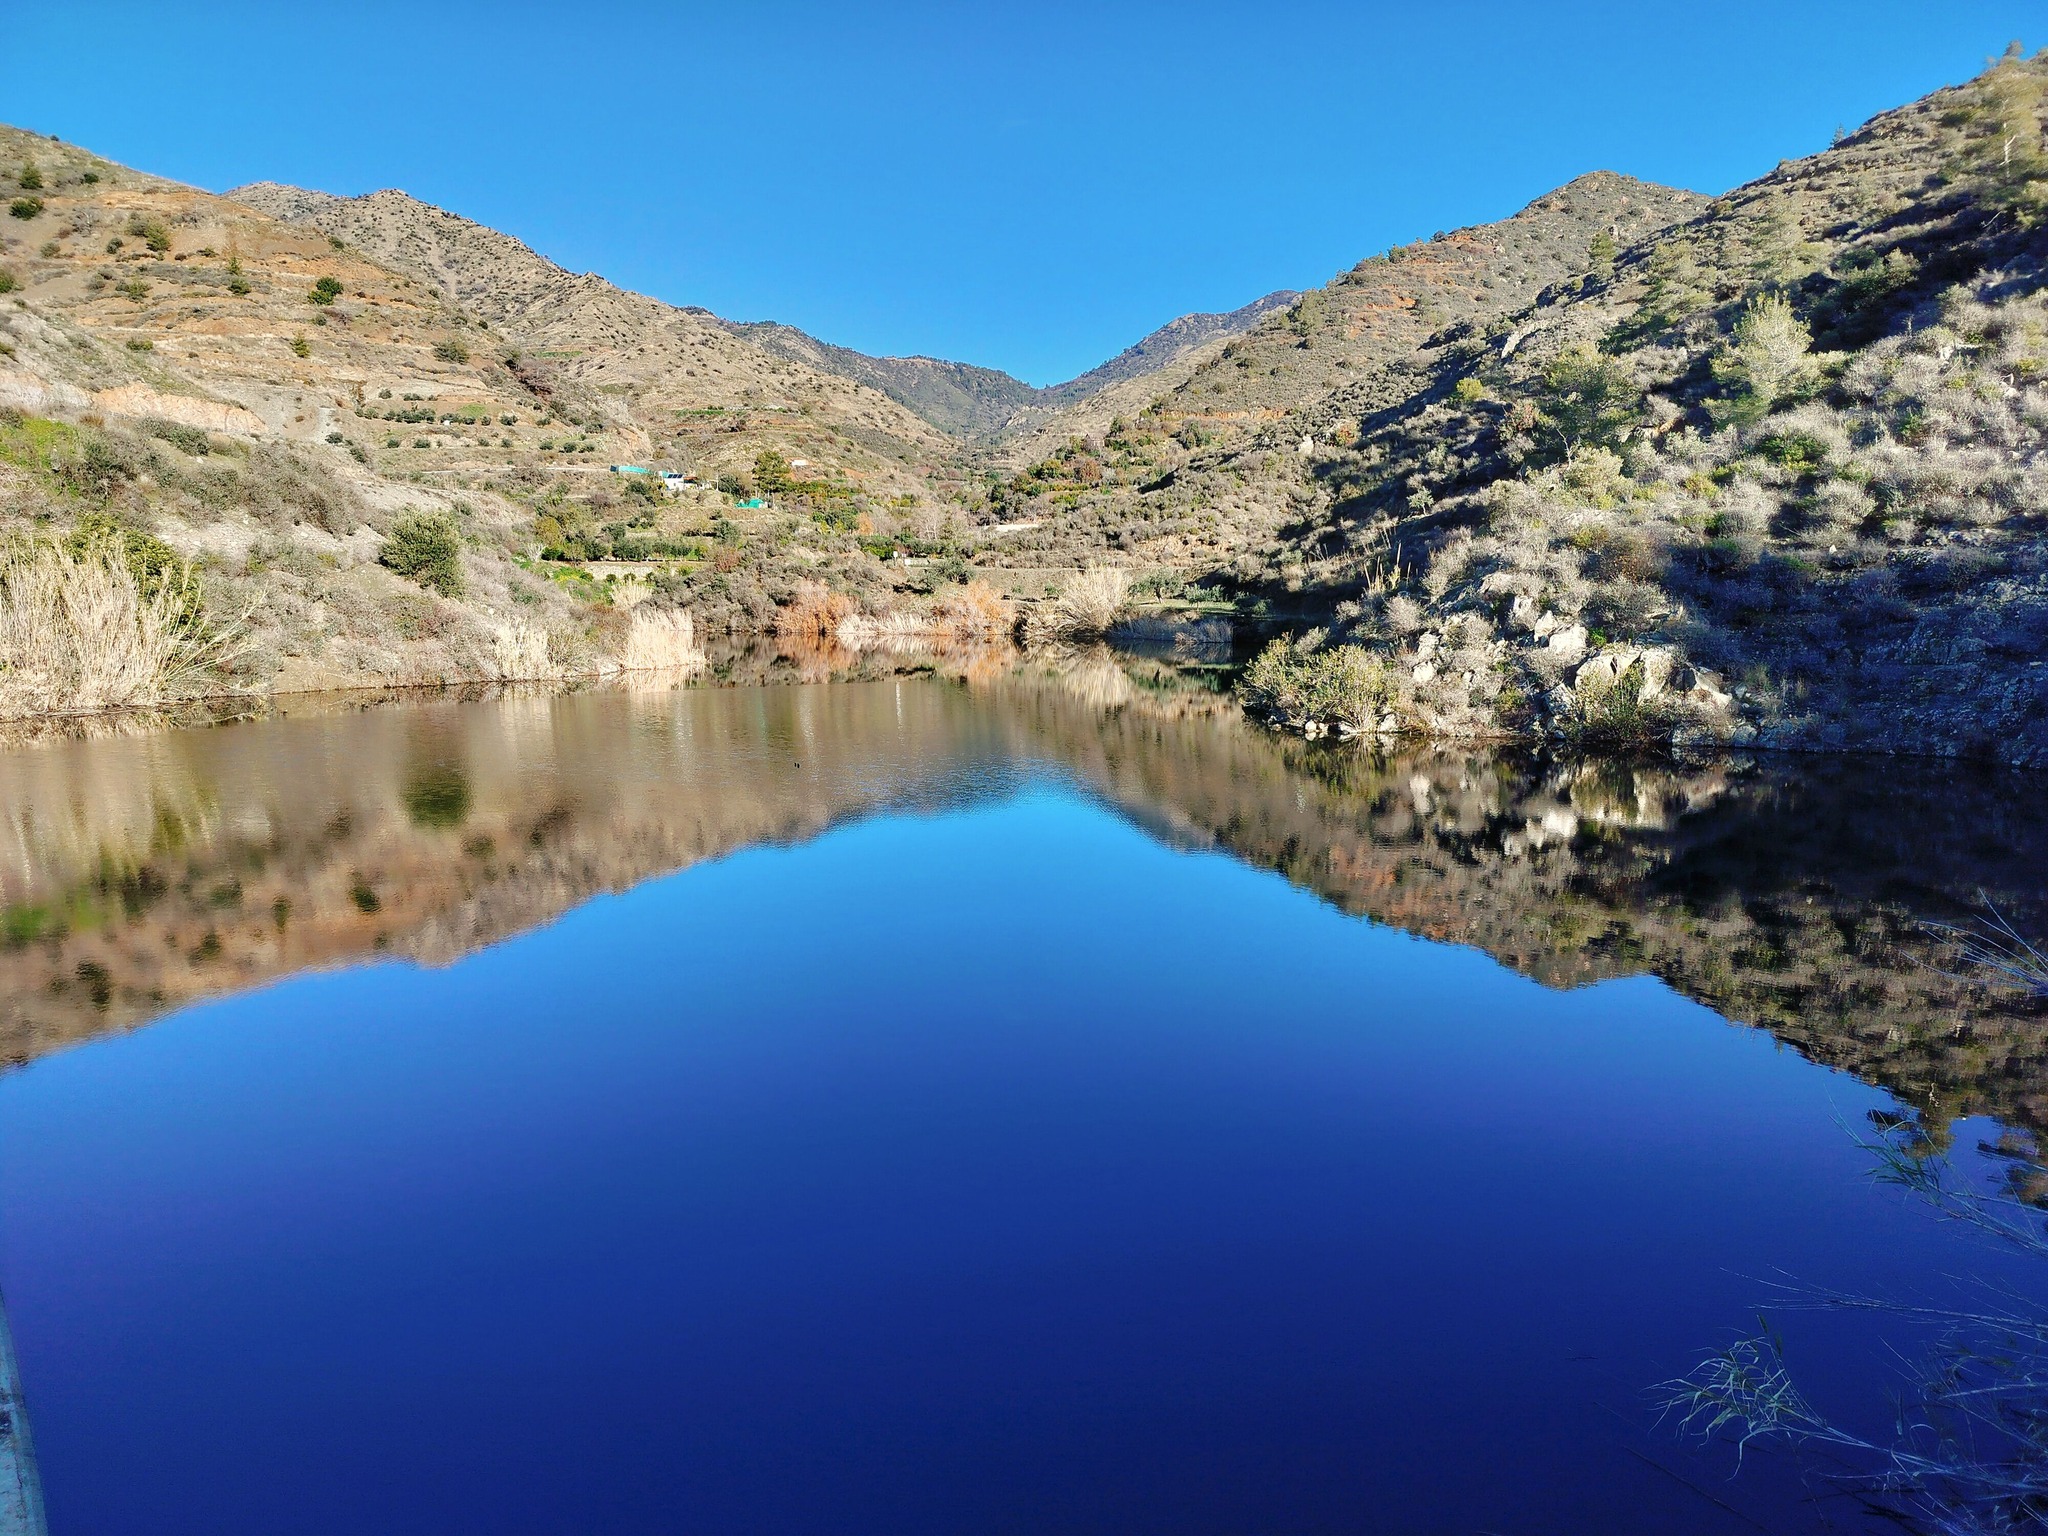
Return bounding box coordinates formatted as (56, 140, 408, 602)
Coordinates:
(1044, 565, 1131, 637)
(491, 622, 555, 681)
(774, 579, 856, 642)
(928, 579, 1015, 640)
(0, 532, 245, 719)
(619, 608, 705, 673)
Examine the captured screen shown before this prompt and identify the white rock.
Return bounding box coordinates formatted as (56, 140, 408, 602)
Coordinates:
(1413, 661, 1438, 684)
(1545, 624, 1588, 663)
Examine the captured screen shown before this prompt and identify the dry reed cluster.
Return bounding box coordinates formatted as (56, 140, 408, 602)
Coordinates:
(0, 533, 244, 719)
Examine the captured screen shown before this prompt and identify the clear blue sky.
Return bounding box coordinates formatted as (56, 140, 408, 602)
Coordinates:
(12, 1, 2039, 384)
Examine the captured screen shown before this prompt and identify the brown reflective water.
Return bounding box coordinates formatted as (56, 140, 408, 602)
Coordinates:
(2, 655, 2044, 1144)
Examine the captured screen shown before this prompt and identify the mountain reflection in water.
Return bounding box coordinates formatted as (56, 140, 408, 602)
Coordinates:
(1, 658, 2044, 1143)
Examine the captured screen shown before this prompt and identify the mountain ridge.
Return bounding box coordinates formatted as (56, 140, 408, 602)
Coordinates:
(231, 179, 1297, 443)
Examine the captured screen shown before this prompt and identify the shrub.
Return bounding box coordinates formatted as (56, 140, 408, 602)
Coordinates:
(1239, 635, 1393, 730)
(79, 170, 98, 185)
(774, 579, 854, 641)
(1536, 346, 1642, 457)
(432, 337, 469, 364)
(753, 449, 793, 495)
(1566, 657, 1679, 752)
(124, 214, 170, 253)
(379, 510, 464, 597)
(16, 164, 41, 192)
(0, 269, 15, 295)
(288, 334, 310, 358)
(1710, 293, 1815, 426)
(307, 275, 343, 306)
(116, 277, 149, 303)
(930, 578, 1014, 639)
(1046, 565, 1130, 635)
(0, 529, 242, 718)
(139, 418, 209, 456)
(9, 197, 43, 220)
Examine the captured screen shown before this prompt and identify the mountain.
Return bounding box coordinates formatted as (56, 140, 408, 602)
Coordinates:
(234, 184, 1295, 445)
(1042, 290, 1302, 407)
(1220, 50, 2048, 765)
(977, 171, 1704, 574)
(223, 182, 958, 468)
(712, 318, 1037, 440)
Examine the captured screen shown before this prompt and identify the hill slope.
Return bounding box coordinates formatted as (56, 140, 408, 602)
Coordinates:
(1224, 51, 2048, 766)
(978, 171, 1704, 575)
(238, 183, 1296, 446)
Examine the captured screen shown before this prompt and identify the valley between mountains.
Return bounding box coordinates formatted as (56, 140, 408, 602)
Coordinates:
(4, 51, 2048, 762)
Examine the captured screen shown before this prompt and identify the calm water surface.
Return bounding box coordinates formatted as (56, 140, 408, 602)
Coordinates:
(1, 666, 2045, 1534)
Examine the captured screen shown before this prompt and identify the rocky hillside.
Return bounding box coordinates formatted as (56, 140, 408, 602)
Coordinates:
(240, 183, 1297, 448)
(1222, 52, 2048, 766)
(977, 172, 1703, 578)
(0, 122, 1049, 718)
(225, 182, 960, 477)
(715, 318, 1036, 440)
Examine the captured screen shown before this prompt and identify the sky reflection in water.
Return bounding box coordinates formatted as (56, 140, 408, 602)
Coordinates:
(0, 677, 2044, 1534)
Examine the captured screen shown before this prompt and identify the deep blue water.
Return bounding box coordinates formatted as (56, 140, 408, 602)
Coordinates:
(0, 685, 2043, 1534)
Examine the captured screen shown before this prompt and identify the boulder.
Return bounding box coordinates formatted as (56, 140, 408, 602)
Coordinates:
(1544, 624, 1588, 664)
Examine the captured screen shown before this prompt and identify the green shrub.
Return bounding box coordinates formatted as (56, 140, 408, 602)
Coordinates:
(227, 275, 250, 296)
(124, 214, 170, 253)
(379, 510, 464, 596)
(78, 169, 99, 185)
(432, 337, 469, 364)
(15, 164, 41, 192)
(124, 337, 152, 352)
(1535, 346, 1642, 457)
(307, 275, 343, 306)
(1709, 293, 1815, 426)
(753, 449, 793, 495)
(116, 277, 149, 303)
(1567, 658, 1679, 753)
(139, 418, 210, 456)
(8, 197, 43, 220)
(1239, 635, 1394, 729)
(288, 334, 310, 358)
(0, 269, 15, 294)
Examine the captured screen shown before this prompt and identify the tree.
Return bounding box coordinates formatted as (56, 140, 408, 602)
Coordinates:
(1535, 346, 1642, 456)
(753, 449, 793, 496)
(1587, 229, 1616, 281)
(308, 275, 344, 306)
(1710, 293, 1815, 426)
